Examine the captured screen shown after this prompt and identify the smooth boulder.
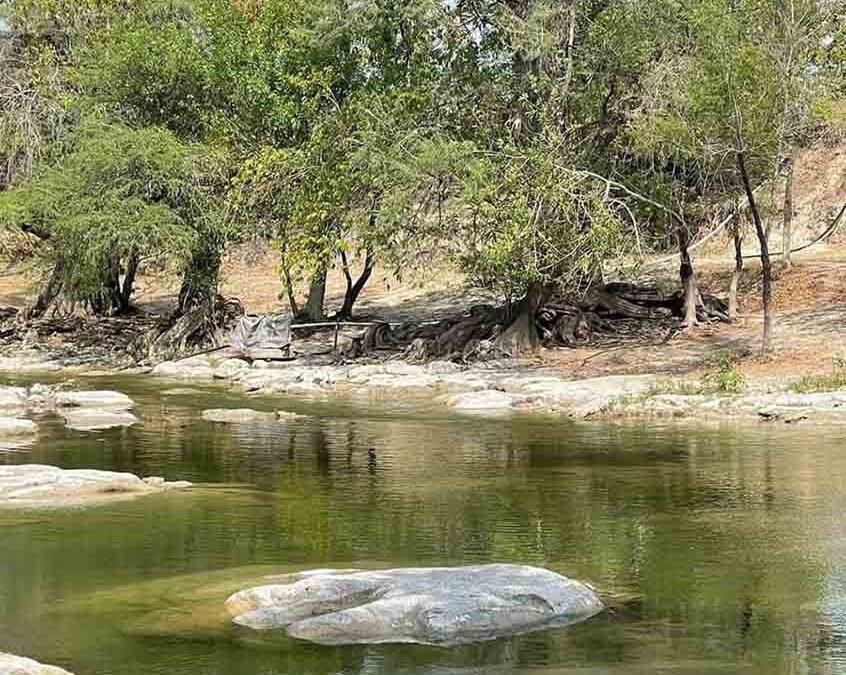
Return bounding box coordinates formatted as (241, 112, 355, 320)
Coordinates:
(57, 390, 134, 410)
(62, 409, 139, 431)
(0, 465, 190, 505)
(0, 417, 37, 437)
(225, 564, 603, 646)
(0, 653, 74, 675)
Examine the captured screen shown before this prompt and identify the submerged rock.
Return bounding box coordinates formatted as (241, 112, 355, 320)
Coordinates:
(201, 408, 277, 423)
(0, 464, 190, 505)
(276, 410, 307, 421)
(225, 564, 603, 646)
(0, 653, 74, 675)
(62, 409, 139, 431)
(0, 417, 37, 436)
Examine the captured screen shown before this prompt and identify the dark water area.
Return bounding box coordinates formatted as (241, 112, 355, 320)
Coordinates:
(1, 375, 845, 674)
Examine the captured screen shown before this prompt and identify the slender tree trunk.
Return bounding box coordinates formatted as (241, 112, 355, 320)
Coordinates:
(118, 252, 139, 314)
(21, 259, 65, 320)
(782, 157, 794, 268)
(300, 267, 327, 322)
(337, 249, 374, 319)
(738, 150, 773, 355)
(678, 230, 699, 328)
(729, 218, 744, 321)
(280, 262, 299, 316)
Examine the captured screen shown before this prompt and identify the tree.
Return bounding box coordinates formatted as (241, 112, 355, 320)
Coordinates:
(629, 0, 834, 354)
(0, 119, 219, 316)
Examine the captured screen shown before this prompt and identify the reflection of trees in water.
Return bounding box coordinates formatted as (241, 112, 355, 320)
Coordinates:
(3, 386, 843, 673)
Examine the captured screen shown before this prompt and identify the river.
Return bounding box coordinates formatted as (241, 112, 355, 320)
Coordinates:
(0, 375, 844, 674)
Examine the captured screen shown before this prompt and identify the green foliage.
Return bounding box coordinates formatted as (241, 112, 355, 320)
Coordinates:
(455, 143, 632, 299)
(1, 0, 843, 319)
(702, 350, 746, 394)
(790, 357, 846, 393)
(0, 119, 219, 310)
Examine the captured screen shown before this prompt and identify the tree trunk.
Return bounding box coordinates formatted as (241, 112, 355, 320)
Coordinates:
(177, 243, 221, 316)
(678, 230, 699, 328)
(729, 218, 744, 321)
(280, 262, 299, 316)
(492, 282, 545, 356)
(21, 259, 65, 320)
(337, 249, 374, 319)
(300, 267, 327, 322)
(118, 252, 139, 314)
(782, 157, 794, 268)
(90, 256, 123, 316)
(738, 150, 773, 355)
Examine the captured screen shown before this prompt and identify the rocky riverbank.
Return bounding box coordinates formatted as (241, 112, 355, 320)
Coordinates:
(148, 351, 846, 423)
(3, 348, 846, 424)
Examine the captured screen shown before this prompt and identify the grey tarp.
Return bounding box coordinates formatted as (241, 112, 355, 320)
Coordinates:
(230, 314, 292, 352)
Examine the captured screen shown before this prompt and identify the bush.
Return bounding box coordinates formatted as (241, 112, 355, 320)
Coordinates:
(790, 357, 846, 393)
(702, 349, 746, 394)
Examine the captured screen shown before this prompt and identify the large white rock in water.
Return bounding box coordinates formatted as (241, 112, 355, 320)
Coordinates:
(0, 387, 27, 409)
(6, 385, 135, 412)
(0, 417, 37, 436)
(62, 409, 139, 431)
(0, 652, 74, 675)
(58, 390, 134, 410)
(225, 564, 603, 646)
(0, 465, 190, 505)
(201, 408, 278, 423)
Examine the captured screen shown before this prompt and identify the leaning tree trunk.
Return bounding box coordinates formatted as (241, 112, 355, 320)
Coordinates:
(728, 218, 744, 321)
(337, 249, 374, 320)
(20, 259, 65, 321)
(678, 230, 699, 328)
(300, 267, 327, 322)
(492, 283, 545, 356)
(782, 156, 794, 268)
(738, 150, 773, 355)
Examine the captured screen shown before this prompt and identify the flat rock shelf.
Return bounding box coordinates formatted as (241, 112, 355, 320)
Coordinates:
(225, 564, 604, 646)
(0, 653, 74, 675)
(0, 465, 191, 506)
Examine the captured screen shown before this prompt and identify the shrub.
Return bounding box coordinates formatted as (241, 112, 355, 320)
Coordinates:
(702, 349, 746, 394)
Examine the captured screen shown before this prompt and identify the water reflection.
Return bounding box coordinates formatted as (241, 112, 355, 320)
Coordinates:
(0, 375, 843, 674)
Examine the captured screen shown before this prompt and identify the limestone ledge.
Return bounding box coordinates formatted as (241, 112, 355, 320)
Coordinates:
(153, 355, 658, 419)
(0, 465, 191, 506)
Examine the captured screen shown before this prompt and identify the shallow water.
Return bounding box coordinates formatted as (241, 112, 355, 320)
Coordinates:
(1, 375, 845, 674)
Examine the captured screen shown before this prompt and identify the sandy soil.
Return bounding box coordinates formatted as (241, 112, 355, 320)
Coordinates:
(2, 243, 844, 382)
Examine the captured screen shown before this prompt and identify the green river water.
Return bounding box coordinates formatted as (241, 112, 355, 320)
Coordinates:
(1, 375, 845, 674)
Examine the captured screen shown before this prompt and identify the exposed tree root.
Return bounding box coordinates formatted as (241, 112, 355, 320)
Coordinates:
(143, 296, 244, 362)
